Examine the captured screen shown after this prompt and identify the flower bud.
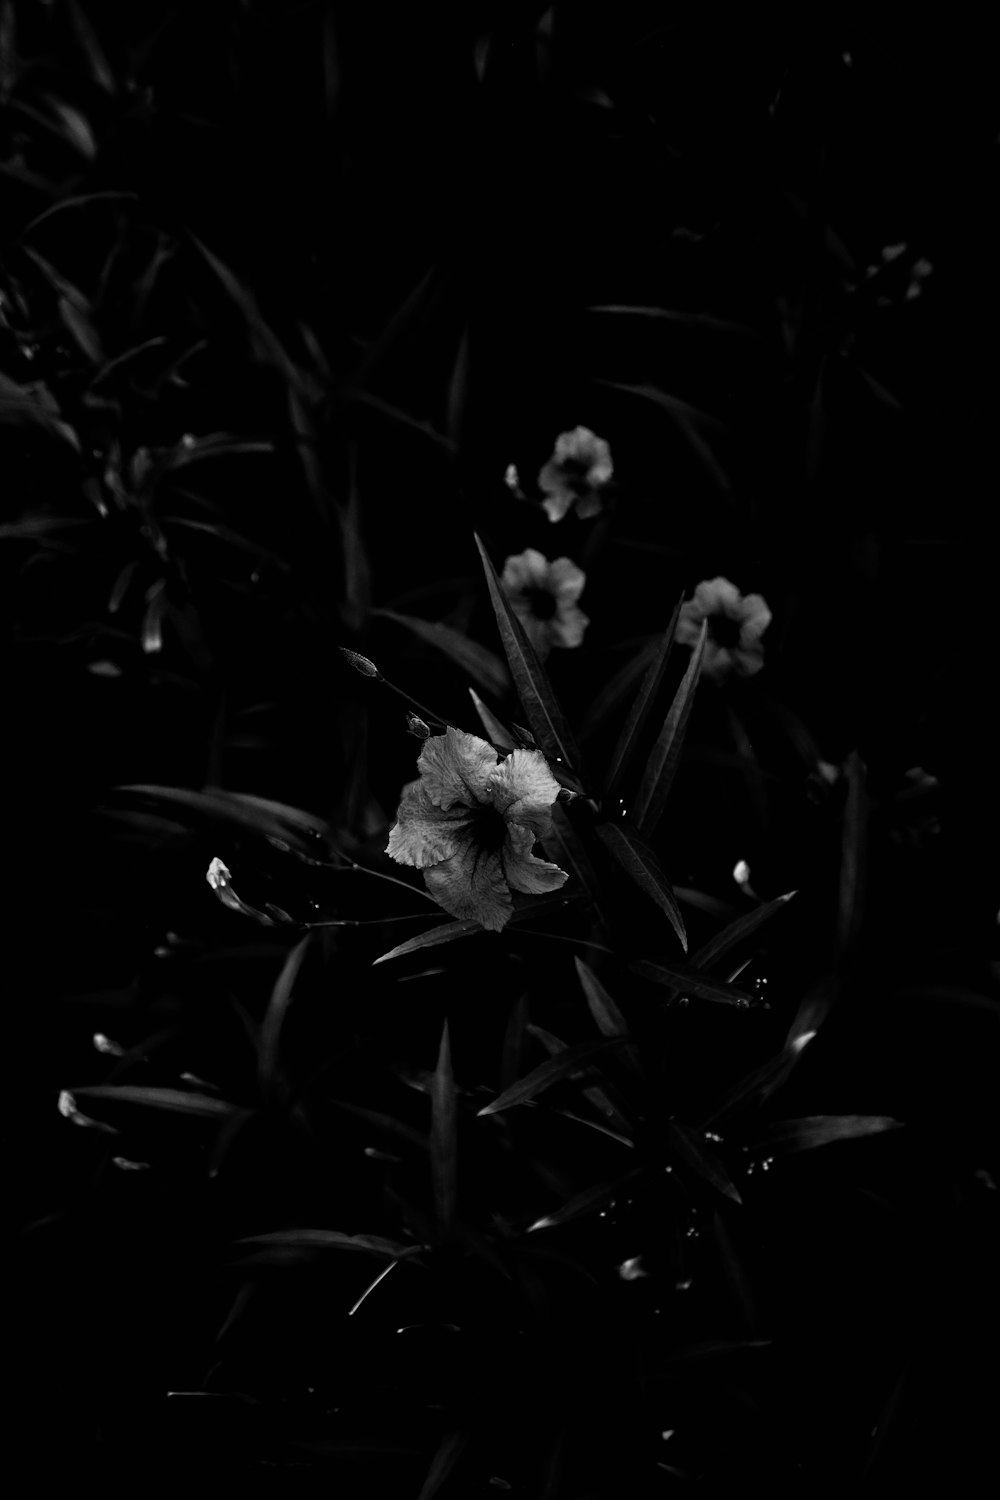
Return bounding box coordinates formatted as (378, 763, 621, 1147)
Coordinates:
(406, 713, 431, 739)
(339, 647, 382, 680)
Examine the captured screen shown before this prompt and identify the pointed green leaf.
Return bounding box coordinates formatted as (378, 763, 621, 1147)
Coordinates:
(631, 959, 752, 1007)
(430, 1021, 457, 1237)
(527, 1169, 644, 1232)
(669, 1121, 742, 1203)
(473, 533, 583, 779)
(574, 957, 642, 1080)
(468, 688, 515, 751)
(477, 1038, 626, 1117)
(541, 803, 604, 913)
(191, 236, 310, 394)
(633, 619, 706, 836)
(501, 992, 529, 1090)
(373, 917, 485, 964)
(235, 1230, 423, 1258)
(749, 1115, 903, 1156)
(837, 751, 868, 957)
(375, 608, 509, 698)
(589, 305, 761, 339)
(113, 785, 329, 855)
(596, 821, 687, 951)
(418, 1428, 472, 1500)
(70, 1085, 236, 1118)
(598, 380, 732, 492)
(580, 634, 660, 743)
(603, 595, 685, 801)
(690, 891, 796, 972)
(527, 1024, 633, 1139)
(259, 936, 310, 1097)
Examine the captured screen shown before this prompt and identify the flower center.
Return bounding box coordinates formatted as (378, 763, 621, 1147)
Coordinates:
(474, 804, 510, 852)
(709, 613, 743, 649)
(524, 587, 558, 621)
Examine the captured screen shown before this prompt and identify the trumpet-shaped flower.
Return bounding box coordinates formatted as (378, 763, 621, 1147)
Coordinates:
(501, 549, 589, 660)
(386, 727, 568, 931)
(537, 426, 613, 522)
(676, 576, 771, 683)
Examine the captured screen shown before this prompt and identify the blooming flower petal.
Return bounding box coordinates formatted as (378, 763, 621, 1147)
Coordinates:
(676, 576, 772, 683)
(501, 548, 550, 593)
(385, 779, 474, 867)
(423, 845, 513, 931)
(693, 576, 742, 616)
(537, 427, 613, 523)
(546, 557, 586, 602)
(488, 748, 562, 838)
(418, 727, 498, 811)
(503, 823, 570, 895)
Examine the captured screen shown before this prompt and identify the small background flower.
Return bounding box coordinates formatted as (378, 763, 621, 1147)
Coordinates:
(385, 727, 568, 930)
(537, 426, 613, 522)
(676, 576, 771, 683)
(501, 549, 589, 659)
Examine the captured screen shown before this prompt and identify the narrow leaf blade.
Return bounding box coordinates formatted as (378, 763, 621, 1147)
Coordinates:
(430, 1021, 457, 1237)
(259, 936, 310, 1096)
(473, 533, 583, 777)
(634, 619, 706, 836)
(669, 1121, 742, 1204)
(750, 1115, 903, 1156)
(375, 608, 509, 698)
(631, 959, 753, 1008)
(604, 595, 684, 800)
(477, 1039, 625, 1116)
(690, 891, 796, 972)
(70, 1085, 235, 1118)
(596, 821, 687, 951)
(373, 918, 485, 964)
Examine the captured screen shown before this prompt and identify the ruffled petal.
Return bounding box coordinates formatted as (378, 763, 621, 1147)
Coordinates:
(418, 727, 497, 810)
(488, 749, 561, 836)
(693, 576, 741, 615)
(423, 844, 513, 931)
(385, 779, 473, 868)
(733, 644, 766, 678)
(539, 492, 569, 528)
(547, 557, 586, 602)
(501, 548, 551, 592)
(503, 823, 569, 895)
(550, 601, 589, 649)
(738, 594, 772, 642)
(701, 643, 734, 683)
(675, 599, 706, 645)
(573, 488, 605, 519)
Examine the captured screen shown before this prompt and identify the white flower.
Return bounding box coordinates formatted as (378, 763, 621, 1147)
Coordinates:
(675, 576, 771, 683)
(537, 426, 613, 522)
(500, 548, 589, 660)
(386, 727, 568, 931)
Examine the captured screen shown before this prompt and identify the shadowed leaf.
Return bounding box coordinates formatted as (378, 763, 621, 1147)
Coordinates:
(749, 1115, 903, 1156)
(527, 1169, 644, 1232)
(669, 1121, 742, 1203)
(70, 1085, 236, 1118)
(541, 803, 604, 913)
(690, 891, 796, 972)
(113, 785, 330, 855)
(469, 688, 516, 750)
(373, 917, 484, 963)
(838, 751, 868, 956)
(477, 1039, 626, 1117)
(474, 532, 583, 780)
(598, 380, 732, 491)
(574, 957, 642, 1079)
(418, 1429, 472, 1500)
(259, 936, 310, 1098)
(597, 821, 687, 951)
(631, 959, 752, 1007)
(430, 1021, 457, 1237)
(604, 596, 684, 800)
(375, 608, 509, 698)
(633, 620, 706, 836)
(589, 305, 762, 339)
(235, 1230, 424, 1258)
